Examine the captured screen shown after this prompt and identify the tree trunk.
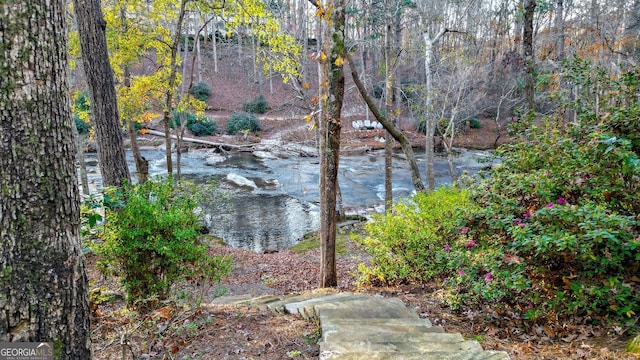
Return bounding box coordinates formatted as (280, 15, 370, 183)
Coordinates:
(346, 53, 425, 192)
(162, 0, 189, 176)
(318, 0, 346, 288)
(523, 0, 537, 113)
(74, 0, 131, 187)
(73, 120, 91, 195)
(0, 1, 91, 357)
(555, 0, 565, 61)
(384, 0, 395, 212)
(423, 27, 449, 190)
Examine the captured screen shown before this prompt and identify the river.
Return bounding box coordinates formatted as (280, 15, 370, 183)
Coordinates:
(82, 147, 493, 252)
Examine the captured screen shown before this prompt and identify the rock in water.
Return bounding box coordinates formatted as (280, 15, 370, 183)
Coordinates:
(226, 173, 257, 189)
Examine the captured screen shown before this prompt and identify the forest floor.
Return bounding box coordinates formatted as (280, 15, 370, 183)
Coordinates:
(88, 226, 637, 360)
(89, 118, 638, 360)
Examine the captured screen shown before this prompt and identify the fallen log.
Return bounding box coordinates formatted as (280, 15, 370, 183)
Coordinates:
(144, 129, 253, 150)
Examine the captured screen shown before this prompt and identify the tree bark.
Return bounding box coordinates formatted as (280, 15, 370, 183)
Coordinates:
(346, 53, 425, 192)
(523, 0, 537, 113)
(384, 0, 395, 212)
(0, 1, 91, 357)
(74, 0, 131, 187)
(423, 27, 448, 190)
(317, 0, 345, 288)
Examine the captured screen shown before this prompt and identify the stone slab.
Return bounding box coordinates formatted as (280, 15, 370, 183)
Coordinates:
(320, 338, 483, 353)
(321, 317, 437, 329)
(322, 329, 466, 344)
(284, 293, 371, 319)
(265, 288, 341, 312)
(320, 350, 512, 360)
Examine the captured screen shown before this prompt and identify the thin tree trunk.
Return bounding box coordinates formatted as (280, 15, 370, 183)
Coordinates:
(0, 1, 91, 356)
(318, 0, 346, 288)
(73, 120, 90, 195)
(523, 0, 537, 113)
(212, 15, 219, 73)
(346, 53, 425, 192)
(423, 27, 448, 190)
(120, 7, 149, 183)
(74, 0, 131, 187)
(384, 0, 394, 212)
(162, 0, 189, 176)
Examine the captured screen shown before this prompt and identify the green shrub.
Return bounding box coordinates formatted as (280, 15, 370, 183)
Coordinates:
(74, 115, 90, 134)
(468, 117, 481, 129)
(171, 111, 218, 136)
(227, 112, 260, 135)
(188, 117, 217, 136)
(96, 178, 232, 310)
(73, 90, 91, 133)
(357, 187, 480, 284)
(242, 95, 268, 114)
(189, 81, 212, 101)
(458, 60, 640, 321)
(359, 60, 640, 324)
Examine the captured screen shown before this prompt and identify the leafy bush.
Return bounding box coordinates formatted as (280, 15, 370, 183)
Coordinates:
(188, 117, 217, 136)
(468, 117, 481, 129)
(74, 115, 91, 134)
(227, 112, 261, 135)
(359, 60, 640, 323)
(96, 178, 232, 309)
(242, 95, 268, 114)
(73, 90, 91, 134)
(171, 111, 218, 136)
(357, 187, 479, 284)
(189, 81, 212, 101)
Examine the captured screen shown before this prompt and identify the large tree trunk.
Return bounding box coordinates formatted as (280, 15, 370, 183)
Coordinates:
(74, 0, 131, 187)
(0, 1, 91, 357)
(318, 0, 345, 288)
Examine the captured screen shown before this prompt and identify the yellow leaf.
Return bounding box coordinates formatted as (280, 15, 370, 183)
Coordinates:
(304, 114, 313, 123)
(334, 55, 343, 66)
(308, 123, 317, 131)
(320, 52, 327, 61)
(303, 82, 310, 89)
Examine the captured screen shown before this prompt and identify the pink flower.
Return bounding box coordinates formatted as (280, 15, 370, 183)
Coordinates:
(461, 227, 468, 234)
(518, 223, 525, 228)
(546, 202, 554, 208)
(485, 273, 492, 282)
(523, 213, 531, 220)
(467, 240, 475, 248)
(557, 197, 567, 205)
(444, 244, 451, 251)
(459, 269, 465, 276)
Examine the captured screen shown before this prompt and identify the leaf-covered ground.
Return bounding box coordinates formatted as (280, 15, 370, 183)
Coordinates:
(89, 226, 637, 360)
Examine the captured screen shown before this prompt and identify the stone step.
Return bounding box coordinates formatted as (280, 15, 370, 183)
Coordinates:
(320, 350, 512, 360)
(316, 297, 420, 321)
(320, 337, 482, 352)
(321, 321, 445, 335)
(284, 293, 371, 320)
(321, 317, 437, 329)
(265, 288, 341, 312)
(208, 293, 280, 305)
(322, 329, 472, 346)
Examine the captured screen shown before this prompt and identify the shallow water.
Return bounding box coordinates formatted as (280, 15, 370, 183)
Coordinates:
(82, 147, 494, 252)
